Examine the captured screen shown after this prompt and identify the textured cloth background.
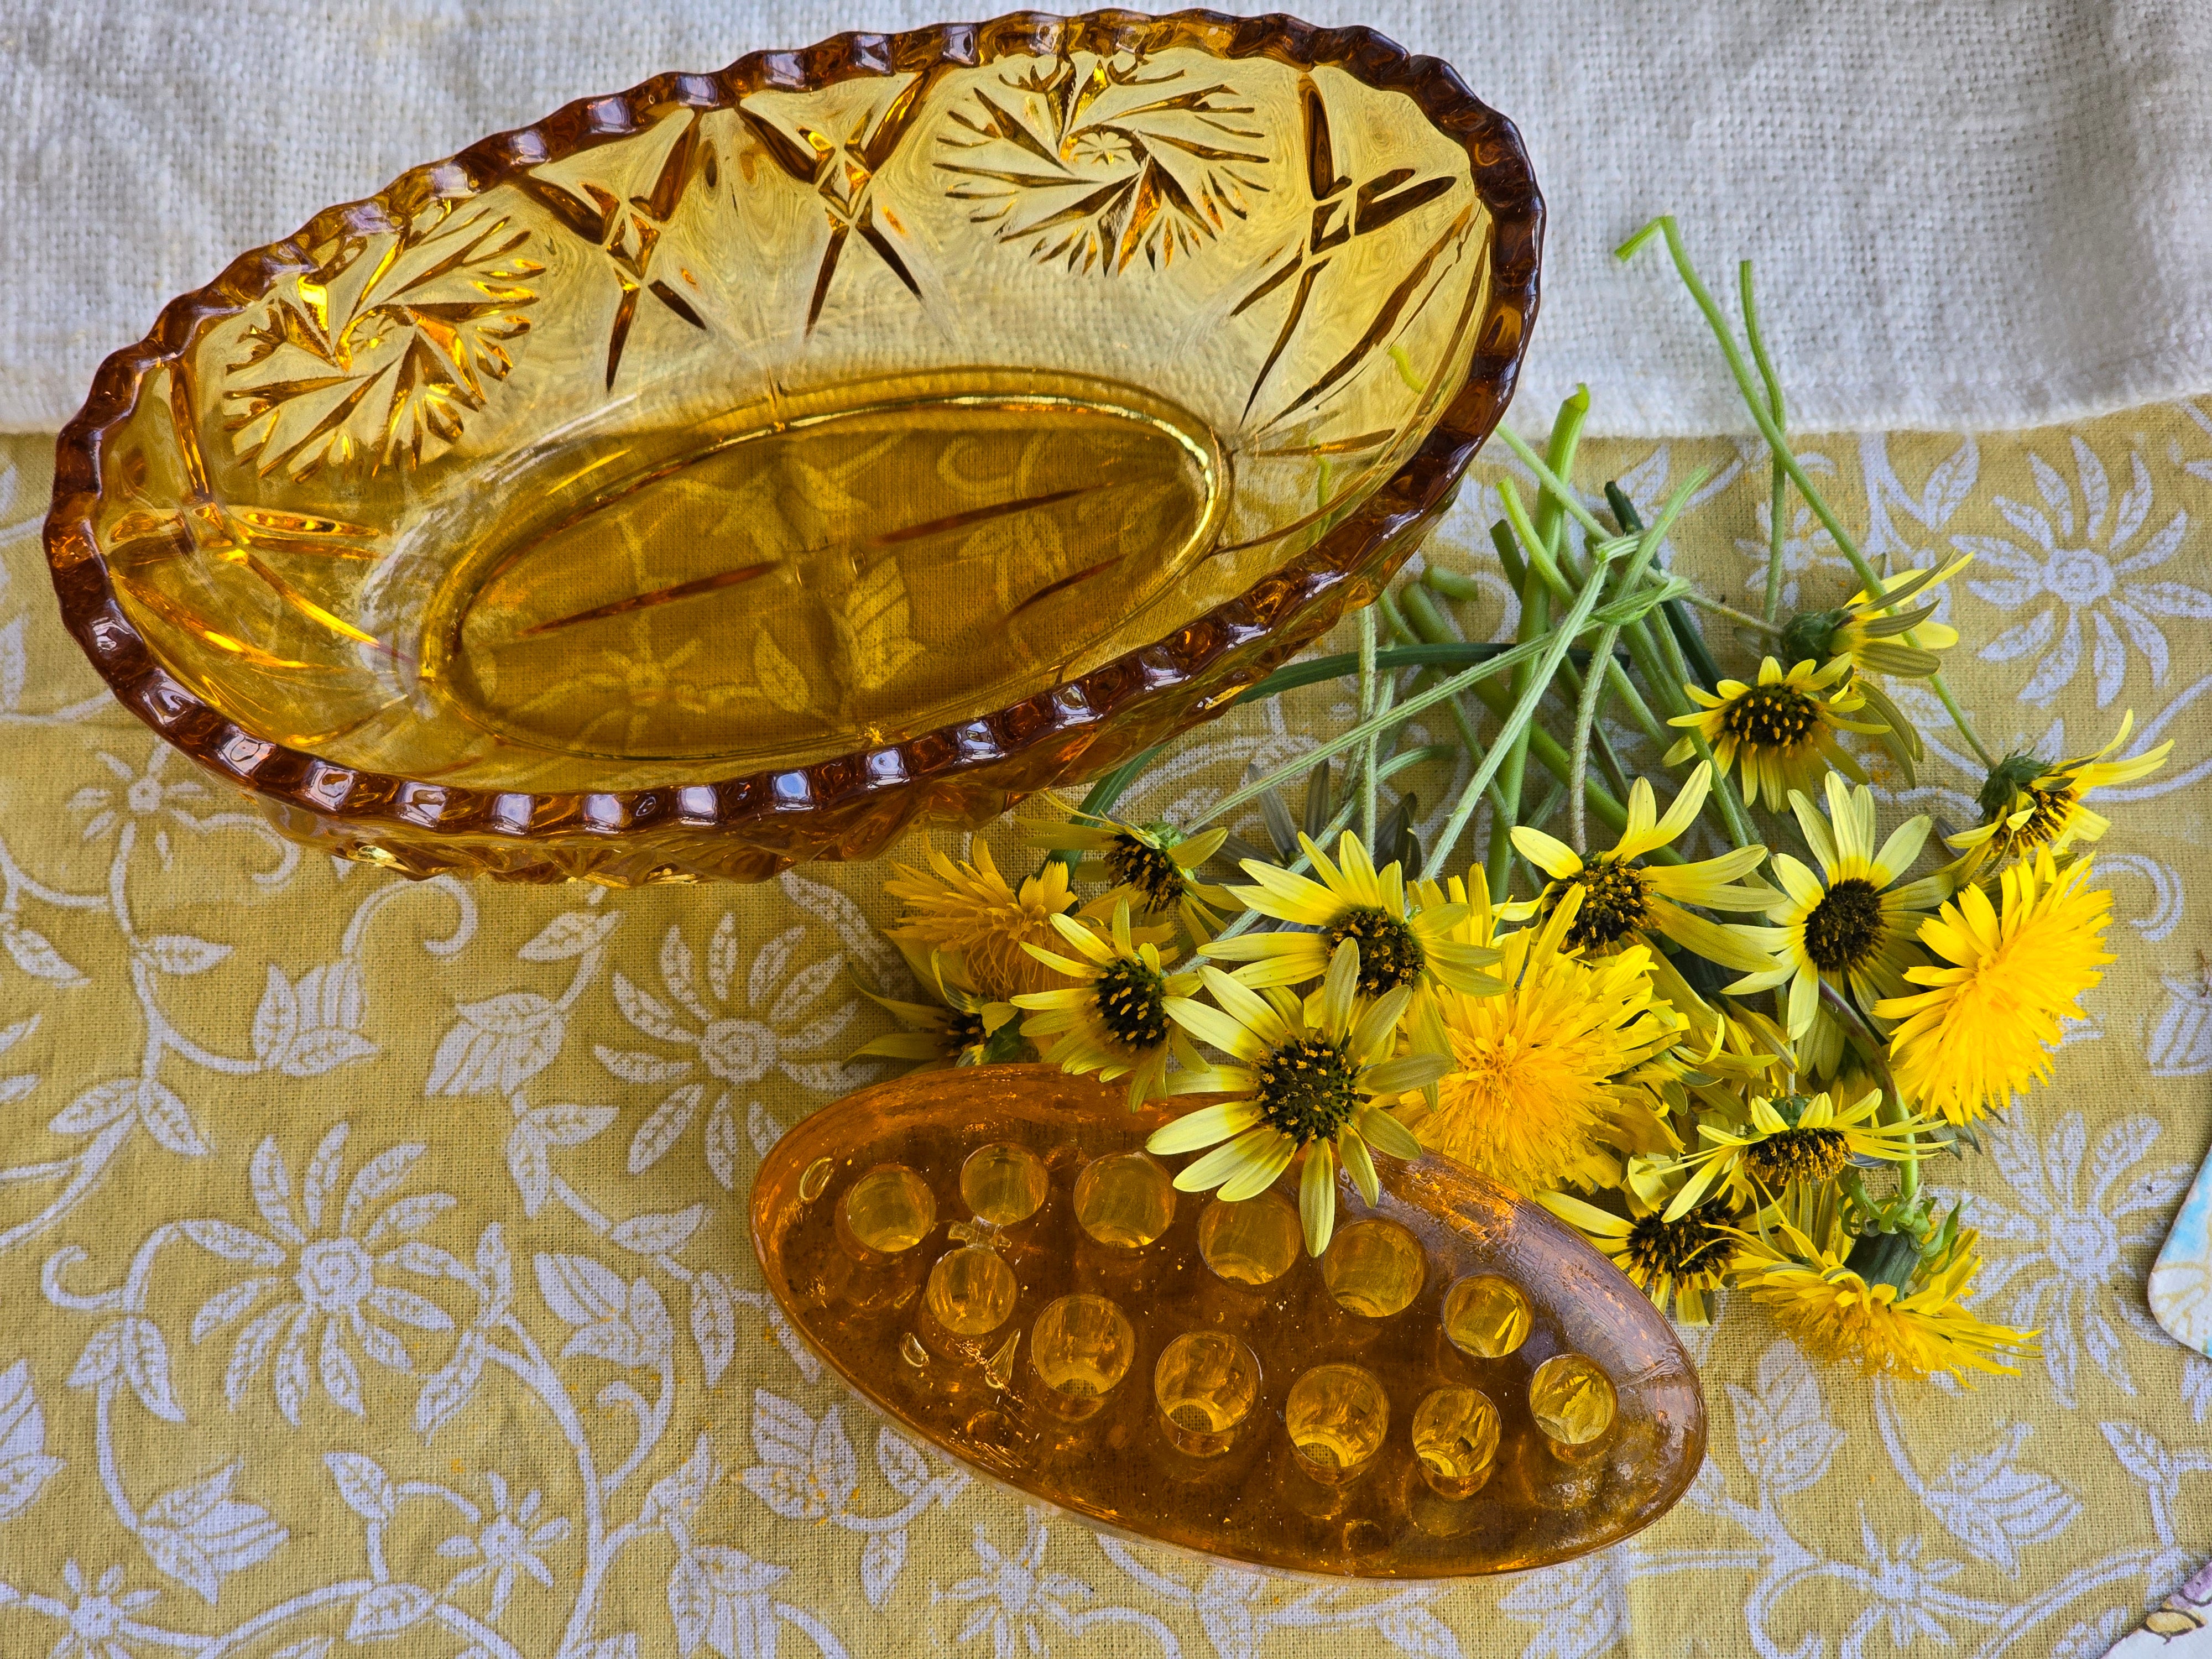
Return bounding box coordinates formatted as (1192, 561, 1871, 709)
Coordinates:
(2, 403, 2211, 1656)
(7, 1, 2212, 436)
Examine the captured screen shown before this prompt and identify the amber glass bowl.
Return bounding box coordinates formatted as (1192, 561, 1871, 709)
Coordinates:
(45, 10, 1541, 884)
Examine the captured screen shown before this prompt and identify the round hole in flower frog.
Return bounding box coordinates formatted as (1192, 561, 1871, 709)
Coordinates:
(1528, 1353, 1616, 1455)
(924, 1244, 1019, 1337)
(1320, 1218, 1425, 1317)
(1197, 1192, 1301, 1286)
(1073, 1152, 1175, 1248)
(837, 1164, 936, 1257)
(960, 1141, 1050, 1227)
(1441, 1272, 1532, 1358)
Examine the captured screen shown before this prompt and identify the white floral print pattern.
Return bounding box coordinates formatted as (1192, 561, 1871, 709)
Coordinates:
(1952, 1113, 2189, 1408)
(0, 409, 2209, 1659)
(1957, 436, 2212, 707)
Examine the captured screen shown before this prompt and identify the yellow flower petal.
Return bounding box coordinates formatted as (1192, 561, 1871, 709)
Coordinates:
(1147, 1100, 1262, 1156)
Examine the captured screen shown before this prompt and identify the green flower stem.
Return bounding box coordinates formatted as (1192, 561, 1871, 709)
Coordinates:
(1740, 260, 1792, 628)
(1190, 556, 1648, 834)
(1643, 594, 1758, 850)
(1616, 215, 1999, 770)
(1423, 534, 1622, 884)
(1358, 604, 1379, 852)
(1568, 626, 1610, 855)
(1237, 641, 1599, 705)
(1072, 742, 1167, 827)
(1929, 676, 1997, 769)
(1212, 744, 1453, 942)
(1488, 557, 1548, 899)
(1493, 427, 1619, 544)
(1488, 519, 1528, 593)
(1500, 488, 1673, 752)
(1492, 390, 1585, 903)
(1398, 583, 1521, 830)
(1498, 452, 1726, 744)
(1565, 476, 1696, 851)
(1672, 586, 1776, 638)
(1459, 679, 1678, 862)
(1494, 474, 1577, 608)
(1422, 565, 1484, 603)
(1530, 386, 1591, 557)
(1191, 609, 1597, 831)
(1823, 976, 1919, 1206)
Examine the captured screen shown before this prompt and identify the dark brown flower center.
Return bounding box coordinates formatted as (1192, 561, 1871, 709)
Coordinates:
(1721, 683, 1820, 750)
(943, 1008, 987, 1060)
(1093, 956, 1168, 1050)
(1746, 1127, 1851, 1186)
(1321, 906, 1425, 995)
(1803, 877, 1885, 972)
(1104, 832, 1186, 911)
(1253, 1036, 1360, 1145)
(1624, 1203, 1734, 1284)
(1992, 782, 2078, 855)
(1563, 860, 1650, 948)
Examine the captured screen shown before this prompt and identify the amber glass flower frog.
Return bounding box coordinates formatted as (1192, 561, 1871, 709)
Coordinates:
(750, 1065, 1705, 1578)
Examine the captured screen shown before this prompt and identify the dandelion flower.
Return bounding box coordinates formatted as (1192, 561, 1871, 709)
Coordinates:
(1023, 806, 1238, 941)
(1666, 1086, 1927, 1218)
(1949, 712, 2173, 879)
(1145, 939, 1448, 1255)
(1202, 831, 1500, 999)
(851, 941, 1019, 1072)
(1014, 901, 1200, 1111)
(1541, 1170, 1744, 1326)
(1875, 851, 2115, 1124)
(1665, 656, 1885, 808)
(885, 841, 1078, 1000)
(1728, 774, 1949, 1071)
(1734, 1212, 2034, 1382)
(1407, 877, 1682, 1197)
(1503, 761, 1783, 979)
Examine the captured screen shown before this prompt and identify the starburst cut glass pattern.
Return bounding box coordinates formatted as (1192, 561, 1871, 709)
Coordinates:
(750, 1063, 1707, 1578)
(46, 11, 1539, 885)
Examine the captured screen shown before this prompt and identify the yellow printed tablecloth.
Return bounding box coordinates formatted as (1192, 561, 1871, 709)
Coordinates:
(1, 405, 2208, 1659)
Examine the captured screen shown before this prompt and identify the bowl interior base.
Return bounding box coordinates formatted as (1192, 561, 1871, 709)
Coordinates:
(416, 368, 1226, 770)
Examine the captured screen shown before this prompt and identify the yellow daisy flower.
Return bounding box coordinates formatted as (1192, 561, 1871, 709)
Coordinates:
(1874, 850, 2115, 1125)
(850, 941, 1020, 1072)
(1023, 806, 1238, 941)
(1949, 712, 2173, 879)
(1782, 558, 1969, 682)
(1781, 558, 1970, 785)
(1145, 939, 1449, 1255)
(1726, 774, 1949, 1072)
(1663, 656, 1886, 808)
(884, 841, 1078, 1001)
(1501, 760, 1783, 979)
(1665, 1086, 1926, 1218)
(1202, 831, 1501, 999)
(1540, 1167, 1744, 1326)
(1733, 1212, 2035, 1383)
(1013, 901, 1201, 1111)
(1404, 878, 1683, 1197)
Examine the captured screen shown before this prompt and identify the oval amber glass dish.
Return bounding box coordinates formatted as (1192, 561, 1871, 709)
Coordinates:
(44, 10, 1540, 884)
(752, 1066, 1706, 1579)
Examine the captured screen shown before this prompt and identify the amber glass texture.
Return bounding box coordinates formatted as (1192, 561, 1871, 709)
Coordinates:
(750, 1065, 1706, 1579)
(45, 10, 1539, 885)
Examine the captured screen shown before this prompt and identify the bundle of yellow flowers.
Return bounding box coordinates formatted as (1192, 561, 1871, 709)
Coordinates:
(853, 217, 2172, 1387)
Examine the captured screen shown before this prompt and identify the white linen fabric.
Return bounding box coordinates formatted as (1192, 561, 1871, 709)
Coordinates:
(3, 0, 2209, 436)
